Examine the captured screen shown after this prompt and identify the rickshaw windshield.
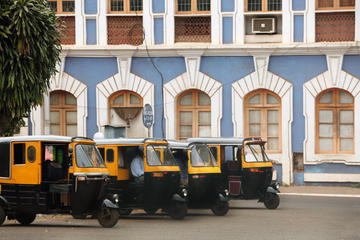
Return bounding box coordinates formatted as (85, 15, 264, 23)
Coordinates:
(190, 144, 218, 167)
(75, 144, 106, 168)
(146, 144, 177, 166)
(244, 144, 269, 163)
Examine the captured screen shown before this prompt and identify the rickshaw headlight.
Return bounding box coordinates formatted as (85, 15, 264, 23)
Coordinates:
(224, 189, 229, 196)
(182, 188, 188, 197)
(275, 182, 280, 190)
(113, 194, 119, 203)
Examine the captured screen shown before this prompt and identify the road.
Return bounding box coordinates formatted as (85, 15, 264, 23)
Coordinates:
(0, 195, 359, 240)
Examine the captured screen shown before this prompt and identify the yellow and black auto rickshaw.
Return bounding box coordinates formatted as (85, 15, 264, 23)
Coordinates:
(0, 136, 119, 227)
(95, 138, 188, 219)
(188, 137, 280, 209)
(168, 141, 230, 216)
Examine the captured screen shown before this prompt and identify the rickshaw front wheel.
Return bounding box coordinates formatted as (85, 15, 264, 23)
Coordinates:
(168, 202, 187, 220)
(97, 207, 119, 228)
(0, 206, 6, 226)
(264, 192, 280, 209)
(211, 201, 229, 216)
(16, 212, 36, 225)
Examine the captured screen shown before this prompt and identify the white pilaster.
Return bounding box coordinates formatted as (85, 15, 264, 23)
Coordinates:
(355, 0, 360, 41)
(165, 0, 175, 44)
(98, 0, 107, 45)
(305, 0, 315, 42)
(282, 0, 291, 43)
(211, 0, 221, 45)
(143, 0, 152, 45)
(75, 0, 84, 45)
(235, 0, 244, 44)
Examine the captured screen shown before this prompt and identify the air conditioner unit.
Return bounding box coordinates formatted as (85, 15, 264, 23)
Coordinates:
(252, 18, 276, 34)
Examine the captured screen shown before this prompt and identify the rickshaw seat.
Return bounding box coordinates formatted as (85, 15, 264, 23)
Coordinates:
(43, 160, 64, 181)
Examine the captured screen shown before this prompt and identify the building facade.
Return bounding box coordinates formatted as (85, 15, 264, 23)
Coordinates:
(24, 0, 360, 185)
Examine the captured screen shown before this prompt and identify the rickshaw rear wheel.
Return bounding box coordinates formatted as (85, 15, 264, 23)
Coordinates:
(119, 209, 132, 216)
(264, 192, 280, 209)
(97, 207, 119, 228)
(0, 206, 6, 226)
(168, 202, 187, 220)
(211, 201, 229, 216)
(16, 212, 36, 225)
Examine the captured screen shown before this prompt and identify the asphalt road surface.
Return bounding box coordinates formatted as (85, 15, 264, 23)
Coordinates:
(0, 195, 359, 240)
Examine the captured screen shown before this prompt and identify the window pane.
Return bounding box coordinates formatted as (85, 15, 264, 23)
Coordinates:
(130, 94, 141, 105)
(198, 126, 211, 137)
(65, 93, 76, 105)
(318, 0, 334, 8)
(50, 92, 59, 105)
(14, 144, 25, 165)
(178, 0, 191, 11)
(50, 125, 60, 135)
(319, 91, 333, 103)
(130, 0, 143, 11)
(319, 110, 333, 123)
(66, 125, 77, 136)
(180, 126, 192, 138)
(267, 138, 279, 150)
(62, 1, 75, 12)
(50, 111, 60, 124)
(340, 0, 355, 7)
(48, 1, 57, 12)
(199, 111, 211, 125)
(249, 110, 261, 123)
(197, 0, 210, 11)
(319, 138, 333, 151)
(340, 110, 353, 123)
(66, 111, 77, 124)
(106, 149, 114, 163)
(268, 0, 281, 11)
(198, 92, 211, 105)
(180, 92, 192, 106)
(248, 94, 260, 104)
(248, 0, 262, 11)
(340, 125, 353, 137)
(267, 124, 279, 137)
(180, 111, 192, 124)
(339, 91, 353, 104)
(111, 0, 124, 11)
(117, 149, 124, 168)
(267, 94, 279, 104)
(340, 138, 353, 151)
(267, 110, 278, 123)
(319, 124, 333, 137)
(249, 124, 261, 136)
(113, 95, 124, 105)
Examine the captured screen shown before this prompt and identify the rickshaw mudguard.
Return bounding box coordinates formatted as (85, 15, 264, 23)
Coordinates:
(0, 196, 10, 210)
(266, 186, 279, 194)
(102, 199, 119, 209)
(172, 194, 186, 203)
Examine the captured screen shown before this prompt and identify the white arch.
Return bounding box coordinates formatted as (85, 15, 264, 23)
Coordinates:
(232, 55, 293, 185)
(163, 56, 222, 139)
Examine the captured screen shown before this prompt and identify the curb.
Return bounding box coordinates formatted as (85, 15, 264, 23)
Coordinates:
(279, 192, 360, 198)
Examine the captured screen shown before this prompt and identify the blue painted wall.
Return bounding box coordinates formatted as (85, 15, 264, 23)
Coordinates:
(85, 0, 97, 14)
(200, 57, 255, 137)
(292, 0, 306, 11)
(86, 19, 97, 45)
(305, 163, 360, 174)
(154, 18, 164, 45)
(343, 55, 360, 79)
(131, 57, 187, 138)
(293, 15, 304, 42)
(152, 0, 165, 13)
(221, 0, 235, 12)
(222, 17, 233, 44)
(64, 57, 118, 138)
(268, 56, 328, 152)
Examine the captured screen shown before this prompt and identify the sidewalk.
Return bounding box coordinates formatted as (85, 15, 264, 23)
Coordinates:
(279, 185, 360, 197)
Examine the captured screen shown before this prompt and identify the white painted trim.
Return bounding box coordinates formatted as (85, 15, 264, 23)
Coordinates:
(143, 0, 152, 45)
(282, 0, 291, 44)
(234, 0, 244, 44)
(304, 173, 360, 182)
(75, 0, 84, 45)
(98, 0, 107, 46)
(165, 0, 175, 44)
(96, 57, 154, 137)
(232, 55, 293, 185)
(211, 0, 221, 45)
(305, 0, 315, 42)
(303, 54, 360, 166)
(163, 56, 222, 139)
(355, 0, 360, 41)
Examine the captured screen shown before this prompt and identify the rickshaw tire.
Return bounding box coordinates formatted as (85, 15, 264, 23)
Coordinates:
(168, 202, 187, 220)
(264, 193, 280, 209)
(0, 206, 6, 226)
(16, 212, 36, 226)
(119, 209, 132, 216)
(98, 207, 119, 228)
(211, 201, 229, 216)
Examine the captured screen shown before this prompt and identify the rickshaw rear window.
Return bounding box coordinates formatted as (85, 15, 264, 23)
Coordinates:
(146, 145, 177, 166)
(75, 144, 106, 168)
(0, 143, 10, 177)
(14, 143, 25, 165)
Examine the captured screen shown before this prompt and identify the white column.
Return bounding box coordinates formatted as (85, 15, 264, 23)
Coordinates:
(282, 0, 291, 43)
(235, 0, 244, 44)
(355, 0, 360, 41)
(211, 0, 221, 45)
(165, 0, 175, 44)
(75, 0, 84, 45)
(98, 0, 107, 45)
(305, 0, 315, 42)
(143, 0, 152, 44)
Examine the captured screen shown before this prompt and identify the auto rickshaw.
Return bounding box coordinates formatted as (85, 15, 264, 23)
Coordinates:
(95, 138, 188, 219)
(0, 136, 119, 227)
(168, 141, 230, 216)
(188, 137, 280, 209)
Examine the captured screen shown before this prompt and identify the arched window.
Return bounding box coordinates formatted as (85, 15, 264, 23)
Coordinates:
(316, 88, 354, 153)
(50, 91, 77, 136)
(177, 89, 211, 140)
(244, 89, 281, 152)
(108, 90, 143, 125)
